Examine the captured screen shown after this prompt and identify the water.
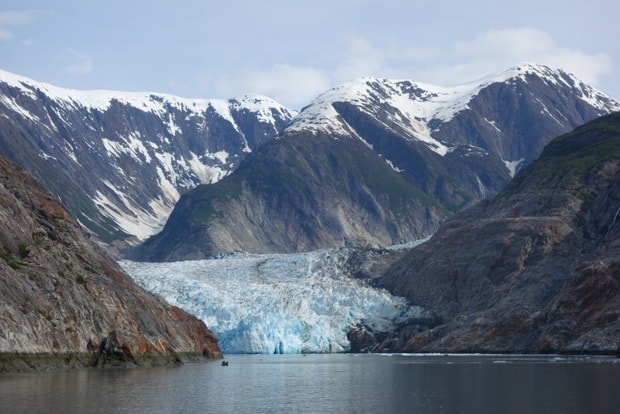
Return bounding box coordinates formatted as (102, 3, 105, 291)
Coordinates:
(1, 354, 619, 414)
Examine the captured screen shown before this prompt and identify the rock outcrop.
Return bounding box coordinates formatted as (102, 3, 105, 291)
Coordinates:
(0, 156, 222, 372)
(375, 112, 620, 354)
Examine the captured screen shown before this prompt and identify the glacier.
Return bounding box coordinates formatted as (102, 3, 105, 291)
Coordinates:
(120, 247, 426, 354)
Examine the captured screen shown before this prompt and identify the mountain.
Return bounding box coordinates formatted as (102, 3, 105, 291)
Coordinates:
(0, 70, 295, 246)
(130, 131, 445, 260)
(130, 64, 620, 261)
(374, 112, 620, 353)
(0, 156, 221, 372)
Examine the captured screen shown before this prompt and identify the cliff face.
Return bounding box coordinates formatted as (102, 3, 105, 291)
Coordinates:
(375, 113, 620, 353)
(0, 157, 221, 371)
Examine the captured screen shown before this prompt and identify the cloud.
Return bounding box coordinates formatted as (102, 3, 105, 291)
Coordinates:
(62, 49, 94, 75)
(331, 33, 439, 82)
(0, 10, 44, 42)
(0, 29, 12, 41)
(324, 28, 613, 92)
(448, 28, 613, 85)
(212, 27, 614, 109)
(217, 64, 331, 109)
(0, 10, 42, 25)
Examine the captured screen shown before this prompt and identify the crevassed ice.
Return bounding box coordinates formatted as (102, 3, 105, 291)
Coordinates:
(120, 248, 425, 354)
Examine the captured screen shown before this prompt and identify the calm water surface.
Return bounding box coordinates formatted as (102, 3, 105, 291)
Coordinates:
(1, 354, 619, 414)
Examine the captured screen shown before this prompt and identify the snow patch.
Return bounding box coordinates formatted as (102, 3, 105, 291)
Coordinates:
(384, 158, 403, 172)
(187, 151, 230, 184)
(504, 158, 525, 178)
(0, 95, 39, 123)
(93, 187, 160, 240)
(165, 113, 181, 136)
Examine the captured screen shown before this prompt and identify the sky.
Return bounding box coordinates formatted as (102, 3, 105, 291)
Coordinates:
(1, 0, 619, 109)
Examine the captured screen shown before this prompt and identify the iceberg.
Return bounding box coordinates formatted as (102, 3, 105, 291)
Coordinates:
(121, 248, 425, 354)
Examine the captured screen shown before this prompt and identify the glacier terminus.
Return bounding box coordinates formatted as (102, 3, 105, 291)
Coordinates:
(121, 245, 427, 354)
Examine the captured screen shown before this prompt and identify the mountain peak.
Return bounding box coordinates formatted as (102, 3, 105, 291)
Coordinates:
(286, 64, 619, 155)
(286, 76, 459, 155)
(229, 94, 298, 125)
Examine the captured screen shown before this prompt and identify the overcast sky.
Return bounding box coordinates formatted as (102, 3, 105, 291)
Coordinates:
(1, 0, 618, 109)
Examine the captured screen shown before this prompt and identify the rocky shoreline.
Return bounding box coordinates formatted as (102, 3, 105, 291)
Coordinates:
(0, 350, 222, 373)
(0, 157, 222, 373)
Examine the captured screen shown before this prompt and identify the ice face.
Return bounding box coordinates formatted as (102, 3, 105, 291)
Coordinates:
(121, 248, 425, 354)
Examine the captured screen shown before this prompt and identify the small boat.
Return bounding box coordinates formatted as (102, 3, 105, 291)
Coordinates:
(221, 360, 229, 366)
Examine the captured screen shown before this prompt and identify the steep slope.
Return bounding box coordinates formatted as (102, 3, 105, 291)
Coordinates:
(130, 132, 444, 260)
(0, 156, 221, 371)
(130, 64, 620, 260)
(0, 70, 295, 245)
(375, 112, 620, 353)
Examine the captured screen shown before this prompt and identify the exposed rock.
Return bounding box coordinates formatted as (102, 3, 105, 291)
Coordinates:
(347, 325, 379, 353)
(376, 112, 620, 354)
(0, 157, 222, 372)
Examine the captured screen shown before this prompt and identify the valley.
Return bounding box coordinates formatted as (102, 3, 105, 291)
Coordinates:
(1, 64, 620, 367)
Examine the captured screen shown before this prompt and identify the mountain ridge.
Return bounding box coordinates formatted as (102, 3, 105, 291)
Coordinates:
(130, 131, 445, 260)
(129, 64, 620, 260)
(1, 64, 618, 256)
(0, 69, 296, 244)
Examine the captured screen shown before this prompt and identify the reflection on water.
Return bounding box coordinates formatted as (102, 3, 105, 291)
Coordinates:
(1, 354, 619, 414)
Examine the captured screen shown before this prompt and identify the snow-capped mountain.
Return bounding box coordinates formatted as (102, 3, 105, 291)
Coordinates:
(0, 70, 296, 244)
(131, 64, 620, 260)
(289, 63, 619, 174)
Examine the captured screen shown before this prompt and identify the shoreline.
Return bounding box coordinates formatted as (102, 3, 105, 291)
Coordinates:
(0, 351, 222, 373)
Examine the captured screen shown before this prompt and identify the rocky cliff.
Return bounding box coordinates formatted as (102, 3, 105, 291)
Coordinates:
(0, 156, 221, 372)
(374, 112, 620, 353)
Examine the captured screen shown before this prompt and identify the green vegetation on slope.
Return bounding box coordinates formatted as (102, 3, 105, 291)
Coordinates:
(504, 112, 620, 194)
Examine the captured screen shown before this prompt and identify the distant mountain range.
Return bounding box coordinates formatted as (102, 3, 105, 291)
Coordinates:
(0, 64, 618, 259)
(129, 64, 620, 260)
